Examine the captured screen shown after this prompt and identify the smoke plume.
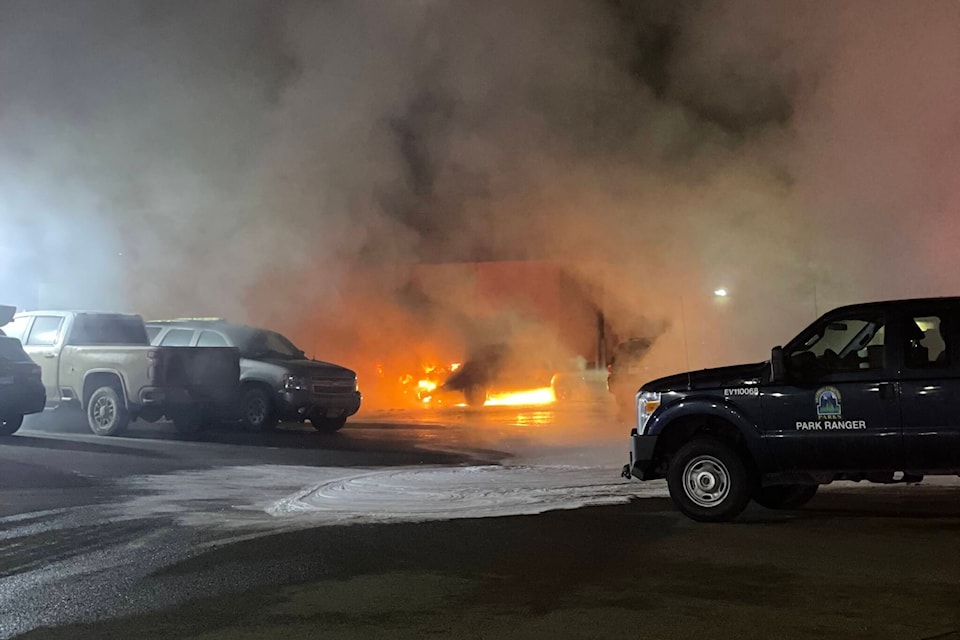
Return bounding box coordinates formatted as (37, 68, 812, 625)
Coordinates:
(2, 0, 958, 406)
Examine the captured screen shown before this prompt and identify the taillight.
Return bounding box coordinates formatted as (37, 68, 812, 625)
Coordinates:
(31, 364, 42, 380)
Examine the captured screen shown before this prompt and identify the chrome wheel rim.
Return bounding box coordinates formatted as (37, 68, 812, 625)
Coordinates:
(682, 455, 730, 508)
(93, 396, 116, 429)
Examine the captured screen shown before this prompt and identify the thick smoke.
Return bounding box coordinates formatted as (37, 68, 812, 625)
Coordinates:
(2, 0, 958, 406)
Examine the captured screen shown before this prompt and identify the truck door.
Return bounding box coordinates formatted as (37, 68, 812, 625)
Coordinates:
(762, 309, 900, 472)
(898, 307, 960, 471)
(21, 315, 66, 405)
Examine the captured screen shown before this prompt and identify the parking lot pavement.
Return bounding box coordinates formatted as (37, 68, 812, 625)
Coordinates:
(4, 402, 960, 639)
(11, 483, 960, 640)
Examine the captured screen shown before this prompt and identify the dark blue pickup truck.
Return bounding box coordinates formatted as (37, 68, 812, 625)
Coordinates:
(622, 297, 960, 521)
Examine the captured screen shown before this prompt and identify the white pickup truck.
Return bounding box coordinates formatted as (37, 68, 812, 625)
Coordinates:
(1, 310, 240, 436)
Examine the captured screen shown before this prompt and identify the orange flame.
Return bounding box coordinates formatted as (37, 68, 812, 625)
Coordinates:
(484, 387, 556, 407)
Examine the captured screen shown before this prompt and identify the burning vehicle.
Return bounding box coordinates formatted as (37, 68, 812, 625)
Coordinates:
(413, 343, 599, 408)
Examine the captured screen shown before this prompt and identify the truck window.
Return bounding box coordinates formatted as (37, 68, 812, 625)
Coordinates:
(904, 315, 949, 368)
(160, 329, 195, 347)
(197, 331, 229, 347)
(1, 316, 31, 342)
(146, 326, 162, 343)
(790, 313, 885, 373)
(68, 314, 150, 346)
(26, 316, 64, 346)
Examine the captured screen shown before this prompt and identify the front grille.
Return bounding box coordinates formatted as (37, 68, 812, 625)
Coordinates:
(312, 378, 355, 393)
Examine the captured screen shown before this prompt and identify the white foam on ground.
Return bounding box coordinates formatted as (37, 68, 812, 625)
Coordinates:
(115, 464, 667, 529)
(268, 465, 667, 523)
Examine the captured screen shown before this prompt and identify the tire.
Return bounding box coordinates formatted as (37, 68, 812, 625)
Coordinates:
(310, 414, 347, 433)
(754, 484, 819, 510)
(0, 415, 23, 436)
(667, 437, 753, 522)
(464, 385, 488, 407)
(240, 386, 277, 431)
(86, 386, 130, 436)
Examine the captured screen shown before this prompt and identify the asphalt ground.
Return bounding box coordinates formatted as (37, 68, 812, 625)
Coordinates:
(2, 402, 959, 639)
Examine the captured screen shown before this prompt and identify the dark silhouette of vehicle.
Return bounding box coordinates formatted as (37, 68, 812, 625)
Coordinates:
(0, 306, 45, 435)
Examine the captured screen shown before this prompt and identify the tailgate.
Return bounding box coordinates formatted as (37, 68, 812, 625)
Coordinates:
(154, 347, 240, 404)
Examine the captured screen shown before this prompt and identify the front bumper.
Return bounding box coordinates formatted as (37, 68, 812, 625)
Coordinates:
(621, 430, 660, 480)
(277, 390, 362, 419)
(0, 381, 46, 417)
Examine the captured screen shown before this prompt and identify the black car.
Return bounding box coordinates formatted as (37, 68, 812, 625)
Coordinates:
(622, 297, 960, 522)
(0, 306, 45, 435)
(147, 319, 360, 432)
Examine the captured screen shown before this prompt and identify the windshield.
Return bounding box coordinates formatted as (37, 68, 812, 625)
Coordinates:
(788, 313, 886, 373)
(241, 330, 305, 359)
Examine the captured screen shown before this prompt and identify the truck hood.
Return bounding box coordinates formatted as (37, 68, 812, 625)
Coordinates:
(257, 357, 356, 379)
(641, 362, 767, 393)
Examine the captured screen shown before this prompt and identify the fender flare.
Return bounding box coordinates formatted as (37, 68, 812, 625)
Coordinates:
(81, 369, 130, 410)
(646, 394, 765, 461)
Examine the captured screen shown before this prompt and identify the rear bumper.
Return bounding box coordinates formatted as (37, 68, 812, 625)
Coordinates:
(0, 381, 46, 417)
(622, 431, 660, 480)
(277, 390, 362, 419)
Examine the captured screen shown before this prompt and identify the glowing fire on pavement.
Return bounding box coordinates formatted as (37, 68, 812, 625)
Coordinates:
(397, 361, 557, 408)
(483, 387, 556, 407)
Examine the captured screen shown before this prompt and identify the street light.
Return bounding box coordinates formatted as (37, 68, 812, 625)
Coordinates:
(714, 288, 728, 297)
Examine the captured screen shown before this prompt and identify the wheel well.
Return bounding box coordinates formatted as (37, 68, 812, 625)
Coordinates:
(82, 372, 124, 409)
(653, 415, 755, 474)
(242, 379, 275, 393)
(241, 380, 276, 403)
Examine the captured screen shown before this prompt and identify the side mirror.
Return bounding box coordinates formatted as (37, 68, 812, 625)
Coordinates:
(770, 345, 786, 384)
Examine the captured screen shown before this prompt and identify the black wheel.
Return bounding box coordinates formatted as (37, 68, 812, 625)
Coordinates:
(464, 385, 487, 407)
(240, 386, 277, 431)
(0, 415, 23, 436)
(667, 438, 753, 522)
(310, 414, 347, 433)
(86, 386, 130, 436)
(754, 484, 819, 510)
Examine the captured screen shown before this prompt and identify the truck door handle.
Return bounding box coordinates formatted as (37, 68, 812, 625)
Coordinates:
(878, 382, 894, 399)
(43, 353, 56, 359)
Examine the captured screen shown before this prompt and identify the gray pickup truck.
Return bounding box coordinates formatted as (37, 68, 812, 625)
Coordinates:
(146, 319, 361, 432)
(1, 310, 240, 436)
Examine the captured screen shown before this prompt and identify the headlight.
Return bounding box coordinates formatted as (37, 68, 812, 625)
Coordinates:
(284, 374, 310, 391)
(636, 390, 661, 434)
